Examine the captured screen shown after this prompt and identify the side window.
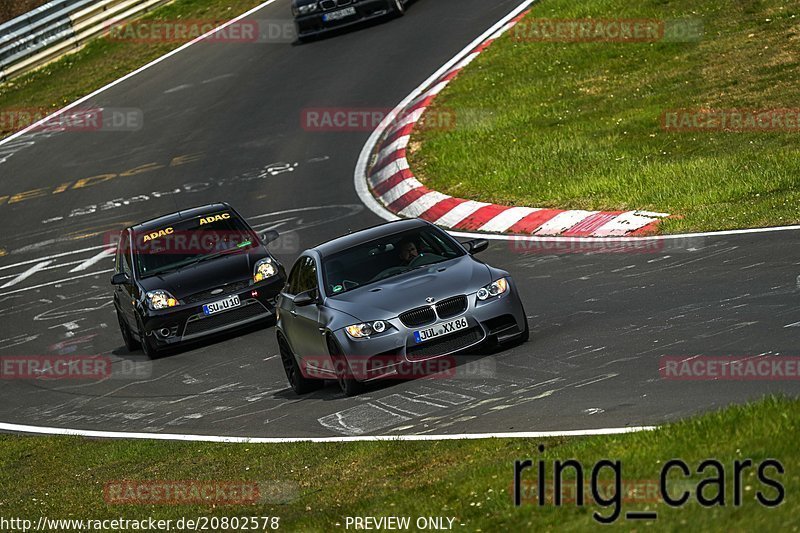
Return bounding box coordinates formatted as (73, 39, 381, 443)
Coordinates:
(296, 257, 318, 294)
(117, 232, 132, 275)
(287, 256, 318, 295)
(285, 258, 305, 295)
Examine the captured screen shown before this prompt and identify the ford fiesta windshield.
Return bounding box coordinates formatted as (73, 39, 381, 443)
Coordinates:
(134, 212, 256, 278)
(322, 227, 465, 295)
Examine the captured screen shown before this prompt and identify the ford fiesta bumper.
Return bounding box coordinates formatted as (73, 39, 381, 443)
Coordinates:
(327, 285, 527, 381)
(140, 276, 284, 349)
(294, 0, 393, 38)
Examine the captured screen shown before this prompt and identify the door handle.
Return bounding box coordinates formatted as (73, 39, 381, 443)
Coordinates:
(290, 309, 297, 316)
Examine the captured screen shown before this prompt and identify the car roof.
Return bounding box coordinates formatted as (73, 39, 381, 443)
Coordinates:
(313, 218, 429, 257)
(130, 203, 233, 233)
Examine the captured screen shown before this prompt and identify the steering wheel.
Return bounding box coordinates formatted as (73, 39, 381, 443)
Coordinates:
(407, 254, 428, 268)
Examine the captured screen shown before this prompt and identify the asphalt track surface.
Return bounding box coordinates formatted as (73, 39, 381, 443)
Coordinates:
(0, 0, 798, 438)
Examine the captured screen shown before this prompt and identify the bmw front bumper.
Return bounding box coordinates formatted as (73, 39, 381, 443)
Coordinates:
(329, 282, 527, 381)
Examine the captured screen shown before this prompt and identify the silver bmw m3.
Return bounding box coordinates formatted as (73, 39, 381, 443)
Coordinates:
(275, 219, 528, 396)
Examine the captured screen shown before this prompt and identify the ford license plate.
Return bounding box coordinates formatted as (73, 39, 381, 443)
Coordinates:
(414, 316, 469, 343)
(323, 7, 356, 21)
(203, 295, 240, 315)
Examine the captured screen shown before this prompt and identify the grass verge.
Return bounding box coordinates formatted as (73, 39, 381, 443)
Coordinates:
(1, 395, 797, 530)
(409, 0, 800, 233)
(0, 0, 271, 138)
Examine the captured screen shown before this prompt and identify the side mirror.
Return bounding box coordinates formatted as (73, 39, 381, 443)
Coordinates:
(111, 272, 130, 285)
(260, 230, 280, 245)
(464, 239, 489, 254)
(293, 289, 318, 307)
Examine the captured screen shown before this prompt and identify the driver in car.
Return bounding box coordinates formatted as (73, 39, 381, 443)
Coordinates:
(397, 237, 420, 266)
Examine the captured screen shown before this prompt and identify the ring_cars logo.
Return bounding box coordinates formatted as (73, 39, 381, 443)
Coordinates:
(199, 212, 230, 225)
(142, 227, 174, 242)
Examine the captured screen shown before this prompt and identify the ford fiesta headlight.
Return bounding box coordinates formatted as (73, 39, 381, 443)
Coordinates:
(345, 320, 387, 339)
(146, 289, 178, 310)
(476, 278, 508, 301)
(297, 2, 318, 15)
(253, 258, 277, 282)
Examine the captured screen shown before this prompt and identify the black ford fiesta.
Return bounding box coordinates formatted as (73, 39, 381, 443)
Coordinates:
(111, 203, 287, 357)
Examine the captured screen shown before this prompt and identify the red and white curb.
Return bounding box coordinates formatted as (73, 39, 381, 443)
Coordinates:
(364, 10, 669, 237)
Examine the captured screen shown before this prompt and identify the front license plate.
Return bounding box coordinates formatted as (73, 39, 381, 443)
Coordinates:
(414, 317, 469, 343)
(323, 7, 356, 21)
(203, 295, 241, 315)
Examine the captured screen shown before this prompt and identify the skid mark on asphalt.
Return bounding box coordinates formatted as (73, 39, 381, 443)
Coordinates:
(317, 370, 622, 436)
(318, 404, 411, 436)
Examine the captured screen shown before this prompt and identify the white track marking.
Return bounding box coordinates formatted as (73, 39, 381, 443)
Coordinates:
(398, 191, 450, 218)
(0, 244, 111, 271)
(479, 206, 539, 232)
(370, 158, 409, 187)
(375, 135, 410, 164)
(68, 247, 115, 272)
(381, 177, 423, 205)
(533, 210, 597, 236)
(0, 269, 114, 297)
(0, 261, 53, 288)
(433, 200, 490, 227)
(0, 421, 655, 442)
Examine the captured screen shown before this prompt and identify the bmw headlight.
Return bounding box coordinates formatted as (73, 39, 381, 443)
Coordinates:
(146, 289, 178, 310)
(476, 278, 508, 301)
(253, 257, 277, 283)
(345, 320, 387, 339)
(297, 2, 319, 15)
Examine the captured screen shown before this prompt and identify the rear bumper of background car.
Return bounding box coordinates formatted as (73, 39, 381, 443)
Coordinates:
(140, 275, 285, 349)
(294, 0, 393, 38)
(327, 284, 527, 381)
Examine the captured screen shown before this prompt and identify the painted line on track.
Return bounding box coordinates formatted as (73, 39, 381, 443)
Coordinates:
(0, 421, 656, 443)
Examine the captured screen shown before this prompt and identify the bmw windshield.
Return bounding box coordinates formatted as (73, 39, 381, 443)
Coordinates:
(322, 226, 465, 295)
(133, 211, 257, 278)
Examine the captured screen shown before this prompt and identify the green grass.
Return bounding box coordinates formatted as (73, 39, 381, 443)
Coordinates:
(1, 396, 798, 530)
(409, 0, 800, 233)
(0, 0, 268, 138)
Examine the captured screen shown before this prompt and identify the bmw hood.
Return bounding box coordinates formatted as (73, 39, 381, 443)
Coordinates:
(137, 249, 268, 299)
(324, 255, 492, 321)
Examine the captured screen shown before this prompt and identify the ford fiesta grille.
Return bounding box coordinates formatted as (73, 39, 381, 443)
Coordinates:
(184, 281, 249, 304)
(399, 306, 436, 328)
(182, 300, 268, 337)
(435, 295, 467, 320)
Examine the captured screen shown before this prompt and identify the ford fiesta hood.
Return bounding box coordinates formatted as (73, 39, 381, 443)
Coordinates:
(324, 255, 492, 321)
(137, 249, 267, 299)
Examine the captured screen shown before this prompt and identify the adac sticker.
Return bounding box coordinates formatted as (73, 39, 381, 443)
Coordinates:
(142, 227, 174, 242)
(199, 212, 231, 225)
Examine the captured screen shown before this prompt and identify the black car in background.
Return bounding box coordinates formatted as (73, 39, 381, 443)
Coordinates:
(111, 203, 286, 357)
(292, 0, 408, 40)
